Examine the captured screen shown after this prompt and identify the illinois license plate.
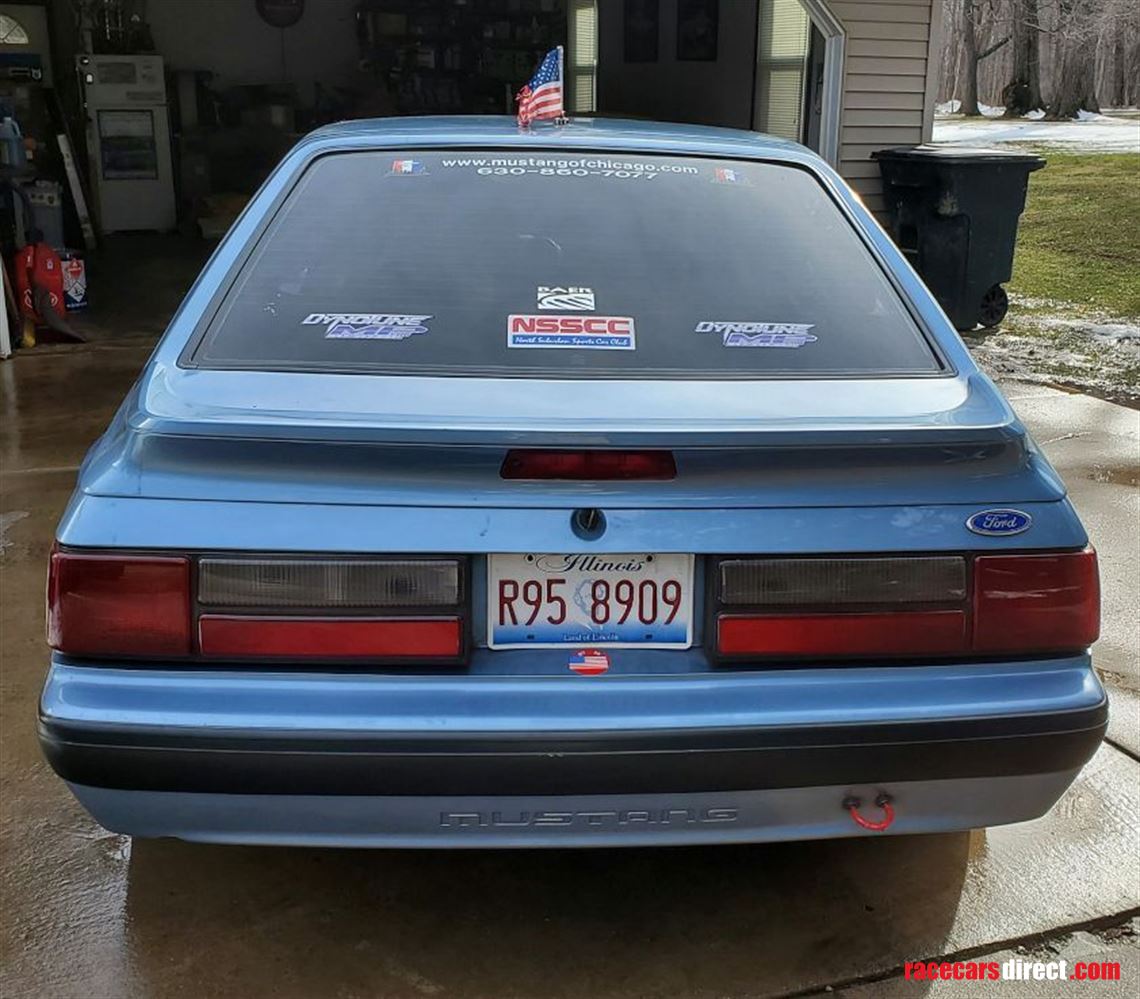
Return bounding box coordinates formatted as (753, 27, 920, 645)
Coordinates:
(487, 554, 694, 649)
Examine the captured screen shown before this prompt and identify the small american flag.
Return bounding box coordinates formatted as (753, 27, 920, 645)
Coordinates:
(568, 649, 610, 676)
(516, 47, 564, 127)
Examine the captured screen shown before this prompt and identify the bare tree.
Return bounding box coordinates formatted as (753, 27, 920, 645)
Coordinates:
(939, 0, 965, 105)
(958, 1, 1012, 114)
(1004, 0, 1043, 113)
(940, 0, 1140, 116)
(961, 0, 982, 114)
(1095, 0, 1140, 107)
(1046, 0, 1101, 118)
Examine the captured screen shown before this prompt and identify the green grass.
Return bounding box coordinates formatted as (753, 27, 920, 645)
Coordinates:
(1009, 152, 1140, 318)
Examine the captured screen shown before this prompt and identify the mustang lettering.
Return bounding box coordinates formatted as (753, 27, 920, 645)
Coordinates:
(439, 808, 740, 828)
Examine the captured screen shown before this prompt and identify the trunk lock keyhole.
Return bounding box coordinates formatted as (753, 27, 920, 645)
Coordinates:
(572, 508, 606, 540)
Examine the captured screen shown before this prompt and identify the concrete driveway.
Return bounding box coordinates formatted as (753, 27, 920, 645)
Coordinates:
(1, 346, 1137, 999)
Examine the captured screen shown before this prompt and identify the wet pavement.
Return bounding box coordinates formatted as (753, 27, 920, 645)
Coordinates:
(70, 234, 214, 344)
(2, 348, 1138, 998)
(998, 382, 1140, 757)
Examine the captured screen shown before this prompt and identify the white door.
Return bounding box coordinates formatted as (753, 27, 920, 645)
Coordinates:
(752, 0, 811, 143)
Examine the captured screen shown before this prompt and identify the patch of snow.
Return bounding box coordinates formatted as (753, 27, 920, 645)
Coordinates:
(933, 113, 1140, 153)
(0, 511, 29, 553)
(936, 100, 1008, 118)
(966, 325, 1140, 406)
(1036, 318, 1140, 353)
(1024, 109, 1046, 120)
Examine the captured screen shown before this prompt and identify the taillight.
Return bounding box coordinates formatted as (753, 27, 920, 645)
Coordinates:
(973, 549, 1099, 653)
(198, 616, 461, 659)
(500, 449, 676, 480)
(48, 549, 191, 657)
(715, 550, 1098, 660)
(48, 549, 466, 663)
(719, 556, 966, 606)
(199, 555, 466, 662)
(718, 610, 967, 657)
(197, 558, 459, 608)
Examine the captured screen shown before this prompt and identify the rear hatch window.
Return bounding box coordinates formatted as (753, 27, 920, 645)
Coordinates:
(188, 150, 943, 378)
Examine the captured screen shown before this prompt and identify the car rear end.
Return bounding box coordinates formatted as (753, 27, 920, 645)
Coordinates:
(38, 124, 1106, 847)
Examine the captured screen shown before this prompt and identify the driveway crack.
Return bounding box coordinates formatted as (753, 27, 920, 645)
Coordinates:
(779, 908, 1140, 998)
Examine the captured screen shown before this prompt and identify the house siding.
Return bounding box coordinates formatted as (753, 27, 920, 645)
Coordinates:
(829, 0, 938, 215)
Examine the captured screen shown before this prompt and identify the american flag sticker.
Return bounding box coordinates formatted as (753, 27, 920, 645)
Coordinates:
(391, 159, 426, 175)
(714, 167, 740, 184)
(568, 649, 610, 676)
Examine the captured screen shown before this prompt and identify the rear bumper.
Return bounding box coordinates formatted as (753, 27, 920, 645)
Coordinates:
(63, 771, 1085, 848)
(40, 656, 1106, 844)
(42, 693, 1104, 797)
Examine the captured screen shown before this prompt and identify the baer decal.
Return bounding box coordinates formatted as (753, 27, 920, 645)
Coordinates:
(537, 285, 595, 311)
(304, 313, 432, 340)
(695, 321, 817, 348)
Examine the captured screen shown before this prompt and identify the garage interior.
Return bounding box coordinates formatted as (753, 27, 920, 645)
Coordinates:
(0, 0, 835, 352)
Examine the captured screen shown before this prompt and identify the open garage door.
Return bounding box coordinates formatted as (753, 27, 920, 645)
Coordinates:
(596, 0, 844, 164)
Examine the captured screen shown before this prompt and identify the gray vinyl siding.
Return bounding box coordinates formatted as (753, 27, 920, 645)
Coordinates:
(830, 0, 937, 216)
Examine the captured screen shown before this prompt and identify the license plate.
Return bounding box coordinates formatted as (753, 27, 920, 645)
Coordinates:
(487, 553, 694, 649)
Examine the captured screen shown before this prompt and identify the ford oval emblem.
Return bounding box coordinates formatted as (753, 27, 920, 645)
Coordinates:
(966, 508, 1032, 537)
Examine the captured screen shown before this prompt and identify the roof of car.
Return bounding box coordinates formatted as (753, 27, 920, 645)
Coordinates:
(303, 115, 811, 160)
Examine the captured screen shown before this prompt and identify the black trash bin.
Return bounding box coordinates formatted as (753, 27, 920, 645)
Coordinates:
(872, 146, 1044, 330)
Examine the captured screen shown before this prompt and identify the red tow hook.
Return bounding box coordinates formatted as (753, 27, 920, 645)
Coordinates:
(843, 793, 895, 832)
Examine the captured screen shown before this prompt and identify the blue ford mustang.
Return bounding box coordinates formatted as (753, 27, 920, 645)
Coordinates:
(39, 117, 1105, 847)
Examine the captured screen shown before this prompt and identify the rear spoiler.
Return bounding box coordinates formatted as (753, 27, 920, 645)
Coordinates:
(133, 364, 1020, 449)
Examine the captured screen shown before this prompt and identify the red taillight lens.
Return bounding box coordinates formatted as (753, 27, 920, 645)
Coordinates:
(500, 450, 676, 480)
(46, 550, 467, 663)
(47, 550, 191, 657)
(715, 549, 1099, 660)
(973, 548, 1099, 653)
(198, 616, 461, 660)
(718, 610, 968, 657)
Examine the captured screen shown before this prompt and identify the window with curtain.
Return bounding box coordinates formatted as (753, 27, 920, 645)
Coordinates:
(754, 0, 811, 142)
(567, 0, 598, 113)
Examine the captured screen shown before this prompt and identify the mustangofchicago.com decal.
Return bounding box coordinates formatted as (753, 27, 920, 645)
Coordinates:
(440, 156, 699, 179)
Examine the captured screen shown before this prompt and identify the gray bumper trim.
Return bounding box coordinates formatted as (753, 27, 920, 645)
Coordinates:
(69, 770, 1081, 848)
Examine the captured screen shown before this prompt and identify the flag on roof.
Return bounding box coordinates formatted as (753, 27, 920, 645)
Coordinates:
(516, 47, 564, 127)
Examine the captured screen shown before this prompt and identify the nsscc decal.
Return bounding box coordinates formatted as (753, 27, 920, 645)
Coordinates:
(507, 314, 636, 350)
(511, 315, 632, 335)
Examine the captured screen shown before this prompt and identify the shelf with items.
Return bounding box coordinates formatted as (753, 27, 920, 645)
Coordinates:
(356, 0, 566, 115)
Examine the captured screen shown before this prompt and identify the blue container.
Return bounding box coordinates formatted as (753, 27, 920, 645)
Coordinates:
(0, 116, 26, 169)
